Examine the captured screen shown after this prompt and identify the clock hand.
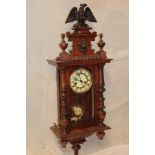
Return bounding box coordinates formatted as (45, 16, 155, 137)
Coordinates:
(75, 73, 81, 80)
(72, 82, 77, 87)
(78, 75, 87, 87)
(76, 73, 84, 83)
(73, 77, 79, 81)
(73, 77, 84, 87)
(73, 74, 85, 87)
(79, 76, 83, 83)
(74, 76, 83, 83)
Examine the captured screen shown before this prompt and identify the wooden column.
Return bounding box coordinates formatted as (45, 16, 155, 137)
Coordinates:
(96, 64, 106, 139)
(59, 67, 69, 134)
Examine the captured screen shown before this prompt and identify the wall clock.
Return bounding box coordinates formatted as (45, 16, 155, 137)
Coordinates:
(47, 3, 112, 155)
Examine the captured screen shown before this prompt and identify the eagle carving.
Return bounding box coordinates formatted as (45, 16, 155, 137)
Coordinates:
(65, 4, 97, 26)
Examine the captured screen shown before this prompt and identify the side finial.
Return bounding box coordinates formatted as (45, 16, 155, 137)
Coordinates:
(96, 33, 107, 59)
(97, 33, 105, 50)
(59, 33, 68, 52)
(56, 33, 70, 61)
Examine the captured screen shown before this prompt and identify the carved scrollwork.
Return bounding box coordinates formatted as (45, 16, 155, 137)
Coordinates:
(79, 39, 88, 53)
(98, 111, 106, 121)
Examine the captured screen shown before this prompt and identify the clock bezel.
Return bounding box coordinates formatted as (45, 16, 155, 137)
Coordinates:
(69, 68, 93, 94)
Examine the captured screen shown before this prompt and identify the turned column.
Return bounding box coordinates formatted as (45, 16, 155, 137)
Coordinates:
(96, 64, 106, 139)
(59, 67, 69, 134)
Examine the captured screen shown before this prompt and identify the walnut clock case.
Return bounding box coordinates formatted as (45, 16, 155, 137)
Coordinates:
(47, 4, 113, 155)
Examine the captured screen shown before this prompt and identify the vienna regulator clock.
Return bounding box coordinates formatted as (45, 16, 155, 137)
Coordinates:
(47, 4, 112, 155)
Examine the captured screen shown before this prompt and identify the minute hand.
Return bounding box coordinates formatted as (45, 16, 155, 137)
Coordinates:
(76, 74, 84, 83)
(78, 75, 86, 88)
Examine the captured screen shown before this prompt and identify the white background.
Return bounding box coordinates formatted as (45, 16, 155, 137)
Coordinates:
(0, 0, 154, 155)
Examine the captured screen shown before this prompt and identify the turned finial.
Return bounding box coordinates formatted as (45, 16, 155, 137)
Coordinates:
(59, 33, 68, 52)
(97, 33, 105, 50)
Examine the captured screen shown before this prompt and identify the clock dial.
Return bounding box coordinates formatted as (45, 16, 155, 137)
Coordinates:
(70, 68, 93, 94)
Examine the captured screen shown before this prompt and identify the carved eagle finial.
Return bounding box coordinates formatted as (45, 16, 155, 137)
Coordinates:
(65, 4, 97, 26)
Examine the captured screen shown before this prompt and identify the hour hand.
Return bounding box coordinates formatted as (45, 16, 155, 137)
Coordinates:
(73, 77, 79, 81)
(75, 74, 84, 83)
(72, 82, 77, 87)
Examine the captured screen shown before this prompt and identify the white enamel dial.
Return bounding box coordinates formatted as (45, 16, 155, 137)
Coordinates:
(70, 68, 93, 94)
